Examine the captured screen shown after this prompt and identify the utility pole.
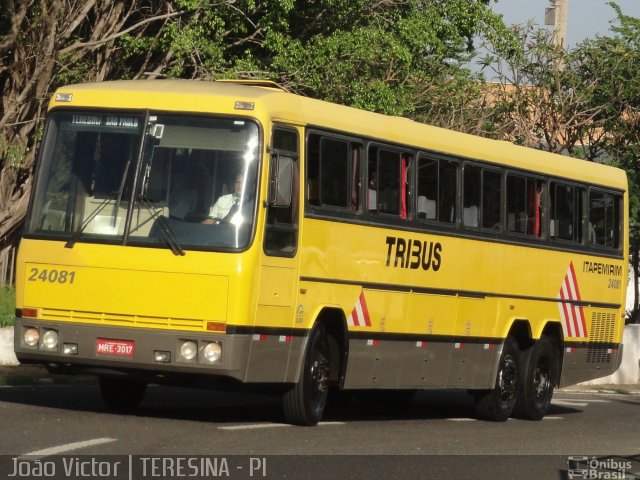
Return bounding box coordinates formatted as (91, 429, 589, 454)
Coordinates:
(545, 0, 570, 49)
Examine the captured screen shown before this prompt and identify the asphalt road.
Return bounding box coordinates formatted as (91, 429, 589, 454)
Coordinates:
(0, 380, 639, 480)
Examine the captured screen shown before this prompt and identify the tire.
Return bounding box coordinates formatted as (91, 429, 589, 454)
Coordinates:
(99, 376, 147, 413)
(514, 336, 558, 420)
(474, 336, 520, 422)
(283, 323, 331, 426)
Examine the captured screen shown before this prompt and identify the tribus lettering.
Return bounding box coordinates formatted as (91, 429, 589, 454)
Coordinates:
(385, 236, 442, 271)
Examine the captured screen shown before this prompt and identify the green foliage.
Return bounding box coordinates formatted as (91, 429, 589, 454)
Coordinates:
(264, 0, 513, 122)
(0, 141, 27, 172)
(0, 286, 15, 327)
(107, 0, 516, 121)
(575, 4, 640, 236)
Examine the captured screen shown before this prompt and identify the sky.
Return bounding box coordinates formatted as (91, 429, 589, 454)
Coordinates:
(491, 0, 640, 46)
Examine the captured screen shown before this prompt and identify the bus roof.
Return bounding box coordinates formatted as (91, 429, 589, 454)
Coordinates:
(50, 79, 628, 191)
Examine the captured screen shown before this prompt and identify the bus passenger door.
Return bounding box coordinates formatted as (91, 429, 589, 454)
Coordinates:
(248, 126, 301, 382)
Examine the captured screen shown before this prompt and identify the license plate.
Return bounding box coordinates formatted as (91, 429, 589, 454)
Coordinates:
(96, 338, 135, 357)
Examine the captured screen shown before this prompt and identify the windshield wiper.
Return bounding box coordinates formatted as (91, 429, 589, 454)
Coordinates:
(66, 133, 137, 249)
(139, 196, 185, 256)
(64, 195, 114, 249)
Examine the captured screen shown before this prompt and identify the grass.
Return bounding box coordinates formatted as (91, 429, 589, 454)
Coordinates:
(0, 286, 15, 327)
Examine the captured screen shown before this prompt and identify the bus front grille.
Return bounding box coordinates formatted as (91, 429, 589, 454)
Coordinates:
(38, 308, 205, 331)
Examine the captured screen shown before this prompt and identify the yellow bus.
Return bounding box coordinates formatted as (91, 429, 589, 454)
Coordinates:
(14, 80, 628, 425)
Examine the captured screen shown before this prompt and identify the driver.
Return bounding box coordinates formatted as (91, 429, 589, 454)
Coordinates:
(204, 173, 243, 223)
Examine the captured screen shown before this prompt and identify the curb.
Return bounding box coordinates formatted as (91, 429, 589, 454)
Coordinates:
(0, 326, 18, 366)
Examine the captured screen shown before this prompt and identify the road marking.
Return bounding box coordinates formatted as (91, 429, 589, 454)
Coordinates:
(543, 416, 563, 420)
(554, 398, 610, 403)
(18, 438, 117, 460)
(219, 423, 291, 431)
(552, 398, 610, 408)
(551, 398, 611, 407)
(447, 418, 477, 422)
(219, 421, 345, 431)
(552, 399, 589, 407)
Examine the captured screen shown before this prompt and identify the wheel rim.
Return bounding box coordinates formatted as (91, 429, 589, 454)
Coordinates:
(497, 354, 518, 405)
(532, 359, 552, 406)
(309, 343, 330, 414)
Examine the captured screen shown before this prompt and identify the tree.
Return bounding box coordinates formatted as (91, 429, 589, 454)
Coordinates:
(478, 23, 613, 158)
(479, 2, 640, 322)
(575, 2, 640, 323)
(0, 0, 183, 239)
(0, 0, 514, 246)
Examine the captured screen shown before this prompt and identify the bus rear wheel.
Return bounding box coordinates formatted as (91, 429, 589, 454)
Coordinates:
(99, 376, 147, 413)
(514, 336, 558, 420)
(474, 336, 520, 422)
(283, 323, 330, 426)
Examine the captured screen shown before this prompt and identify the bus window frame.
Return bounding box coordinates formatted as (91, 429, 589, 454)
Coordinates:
(299, 126, 624, 261)
(305, 129, 363, 216)
(367, 142, 412, 220)
(415, 152, 459, 228)
(587, 186, 623, 252)
(462, 161, 503, 234)
(504, 170, 546, 241)
(549, 180, 586, 247)
(264, 125, 300, 258)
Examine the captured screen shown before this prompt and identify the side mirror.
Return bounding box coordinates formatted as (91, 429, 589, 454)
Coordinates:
(268, 153, 293, 207)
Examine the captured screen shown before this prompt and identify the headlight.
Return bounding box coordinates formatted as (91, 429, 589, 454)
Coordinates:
(24, 328, 40, 347)
(42, 330, 59, 350)
(203, 342, 222, 363)
(180, 341, 197, 360)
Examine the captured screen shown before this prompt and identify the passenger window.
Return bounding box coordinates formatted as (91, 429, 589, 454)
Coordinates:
(417, 156, 456, 223)
(464, 164, 501, 230)
(368, 147, 409, 218)
(378, 149, 401, 215)
(506, 175, 544, 237)
(482, 170, 501, 229)
(550, 182, 583, 243)
(307, 133, 360, 211)
(463, 164, 481, 227)
(589, 190, 621, 249)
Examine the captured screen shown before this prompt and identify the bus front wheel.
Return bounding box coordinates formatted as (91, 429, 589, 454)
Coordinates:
(283, 323, 330, 426)
(99, 376, 147, 413)
(474, 336, 520, 422)
(514, 336, 558, 420)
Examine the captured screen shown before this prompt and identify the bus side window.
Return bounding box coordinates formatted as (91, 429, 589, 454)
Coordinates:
(589, 190, 622, 249)
(506, 175, 543, 237)
(418, 156, 457, 223)
(417, 157, 438, 220)
(550, 182, 583, 243)
(463, 164, 501, 230)
(463, 164, 481, 227)
(368, 149, 377, 211)
(307, 133, 361, 212)
(350, 144, 361, 211)
(377, 149, 401, 216)
(265, 128, 299, 257)
(529, 180, 544, 238)
(319, 137, 349, 208)
(482, 169, 501, 230)
(440, 160, 457, 223)
(306, 134, 320, 207)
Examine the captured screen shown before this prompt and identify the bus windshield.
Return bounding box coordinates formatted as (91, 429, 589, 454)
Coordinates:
(26, 111, 261, 251)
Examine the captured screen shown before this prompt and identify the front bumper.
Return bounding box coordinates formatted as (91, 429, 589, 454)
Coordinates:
(14, 318, 250, 382)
